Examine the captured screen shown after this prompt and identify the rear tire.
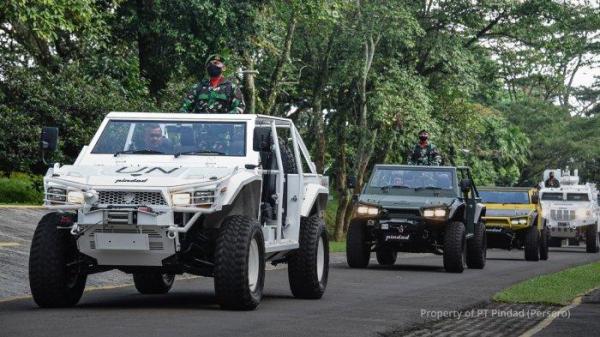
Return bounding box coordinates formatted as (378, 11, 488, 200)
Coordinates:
(444, 221, 466, 273)
(29, 213, 87, 308)
(539, 225, 549, 260)
(586, 224, 599, 253)
(376, 248, 397, 266)
(288, 216, 329, 299)
(466, 221, 486, 269)
(133, 273, 174, 294)
(346, 220, 371, 268)
(214, 215, 265, 310)
(524, 225, 540, 261)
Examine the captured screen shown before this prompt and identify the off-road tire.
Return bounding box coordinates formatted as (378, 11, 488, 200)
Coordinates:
(524, 225, 540, 261)
(539, 225, 549, 260)
(288, 216, 329, 299)
(443, 221, 466, 273)
(586, 224, 599, 253)
(466, 221, 486, 269)
(133, 273, 175, 294)
(278, 137, 297, 174)
(214, 215, 265, 310)
(29, 213, 87, 308)
(376, 248, 397, 266)
(346, 220, 371, 268)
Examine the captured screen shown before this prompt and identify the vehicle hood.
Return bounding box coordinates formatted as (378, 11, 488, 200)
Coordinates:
(359, 194, 456, 210)
(48, 165, 235, 188)
(484, 204, 535, 218)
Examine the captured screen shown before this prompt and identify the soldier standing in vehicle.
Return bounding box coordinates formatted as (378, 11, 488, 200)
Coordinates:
(408, 130, 442, 166)
(545, 171, 561, 188)
(179, 54, 246, 114)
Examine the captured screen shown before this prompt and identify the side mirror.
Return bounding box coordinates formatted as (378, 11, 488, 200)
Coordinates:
(347, 176, 357, 189)
(253, 127, 272, 152)
(41, 127, 59, 152)
(531, 193, 540, 204)
(459, 179, 472, 193)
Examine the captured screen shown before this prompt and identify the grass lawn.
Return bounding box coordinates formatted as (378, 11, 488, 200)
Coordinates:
(329, 241, 346, 253)
(494, 261, 600, 305)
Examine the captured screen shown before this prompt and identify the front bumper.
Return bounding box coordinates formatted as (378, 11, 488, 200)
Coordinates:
(483, 216, 531, 230)
(77, 224, 176, 266)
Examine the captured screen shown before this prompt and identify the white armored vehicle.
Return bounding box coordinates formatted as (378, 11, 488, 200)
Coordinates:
(539, 169, 599, 253)
(30, 112, 330, 310)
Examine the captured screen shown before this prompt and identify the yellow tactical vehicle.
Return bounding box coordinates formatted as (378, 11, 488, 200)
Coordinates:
(479, 187, 549, 261)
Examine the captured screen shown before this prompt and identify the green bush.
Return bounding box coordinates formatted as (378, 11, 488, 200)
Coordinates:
(0, 173, 44, 204)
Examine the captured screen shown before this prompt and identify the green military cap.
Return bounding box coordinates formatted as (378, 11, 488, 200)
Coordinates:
(206, 54, 226, 65)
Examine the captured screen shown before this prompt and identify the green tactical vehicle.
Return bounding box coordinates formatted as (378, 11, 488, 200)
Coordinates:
(346, 165, 487, 273)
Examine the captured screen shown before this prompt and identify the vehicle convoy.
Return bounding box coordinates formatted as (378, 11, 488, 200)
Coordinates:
(539, 169, 599, 253)
(345, 165, 486, 273)
(479, 187, 548, 261)
(30, 112, 330, 310)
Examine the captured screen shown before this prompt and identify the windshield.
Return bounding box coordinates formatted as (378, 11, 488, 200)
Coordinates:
(365, 167, 455, 195)
(566, 193, 590, 202)
(92, 120, 246, 156)
(480, 191, 529, 204)
(541, 192, 563, 201)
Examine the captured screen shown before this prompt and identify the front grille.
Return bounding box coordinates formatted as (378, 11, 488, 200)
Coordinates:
(386, 209, 422, 218)
(551, 209, 575, 221)
(97, 191, 167, 206)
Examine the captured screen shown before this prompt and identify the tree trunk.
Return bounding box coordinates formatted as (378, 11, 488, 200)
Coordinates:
(265, 14, 297, 115)
(242, 50, 257, 114)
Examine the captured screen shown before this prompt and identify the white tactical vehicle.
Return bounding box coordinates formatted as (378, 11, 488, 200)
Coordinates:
(539, 169, 599, 253)
(30, 112, 330, 310)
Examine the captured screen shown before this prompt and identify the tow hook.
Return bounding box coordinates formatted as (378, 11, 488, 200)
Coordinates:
(70, 224, 83, 236)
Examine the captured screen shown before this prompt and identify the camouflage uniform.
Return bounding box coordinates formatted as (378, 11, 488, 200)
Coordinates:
(408, 143, 442, 166)
(545, 177, 560, 188)
(179, 78, 245, 114)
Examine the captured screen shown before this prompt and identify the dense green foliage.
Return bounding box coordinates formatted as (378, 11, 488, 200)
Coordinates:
(1, 1, 598, 236)
(0, 172, 43, 204)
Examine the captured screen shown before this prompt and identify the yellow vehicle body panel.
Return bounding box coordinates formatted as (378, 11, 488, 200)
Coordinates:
(481, 188, 542, 231)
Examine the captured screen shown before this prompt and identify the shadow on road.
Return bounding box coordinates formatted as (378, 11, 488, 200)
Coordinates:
(550, 248, 589, 254)
(366, 264, 445, 273)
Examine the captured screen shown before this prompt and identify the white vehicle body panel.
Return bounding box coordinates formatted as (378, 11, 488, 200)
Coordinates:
(43, 112, 329, 267)
(540, 169, 599, 239)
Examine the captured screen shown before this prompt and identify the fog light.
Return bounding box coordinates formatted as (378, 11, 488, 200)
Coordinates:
(381, 223, 389, 230)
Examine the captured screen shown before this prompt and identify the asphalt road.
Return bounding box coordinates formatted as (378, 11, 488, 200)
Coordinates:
(1, 243, 599, 337)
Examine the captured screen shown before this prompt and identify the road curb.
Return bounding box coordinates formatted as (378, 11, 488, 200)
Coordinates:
(0, 205, 45, 209)
(518, 286, 600, 337)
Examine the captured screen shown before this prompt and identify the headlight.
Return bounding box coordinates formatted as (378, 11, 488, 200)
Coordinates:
(356, 205, 379, 216)
(172, 193, 191, 206)
(193, 190, 215, 205)
(47, 187, 66, 203)
(576, 209, 591, 219)
(511, 218, 528, 225)
(67, 191, 85, 204)
(423, 208, 447, 218)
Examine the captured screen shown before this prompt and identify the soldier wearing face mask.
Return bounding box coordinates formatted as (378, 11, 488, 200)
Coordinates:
(408, 130, 442, 166)
(179, 54, 246, 114)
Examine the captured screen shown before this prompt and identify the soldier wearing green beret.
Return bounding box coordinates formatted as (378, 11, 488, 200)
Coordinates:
(179, 54, 246, 114)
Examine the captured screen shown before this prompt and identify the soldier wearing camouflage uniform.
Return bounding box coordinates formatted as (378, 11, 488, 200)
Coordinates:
(179, 54, 245, 114)
(408, 130, 442, 166)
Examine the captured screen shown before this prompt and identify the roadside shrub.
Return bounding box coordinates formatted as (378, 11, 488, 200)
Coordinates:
(0, 173, 44, 204)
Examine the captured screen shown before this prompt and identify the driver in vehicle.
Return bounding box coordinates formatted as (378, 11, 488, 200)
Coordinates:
(140, 124, 173, 153)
